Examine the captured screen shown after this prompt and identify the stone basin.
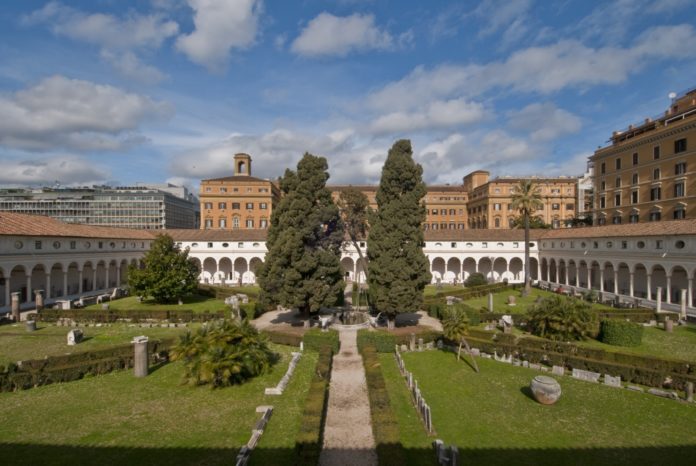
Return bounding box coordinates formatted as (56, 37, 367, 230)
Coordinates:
(530, 375, 562, 405)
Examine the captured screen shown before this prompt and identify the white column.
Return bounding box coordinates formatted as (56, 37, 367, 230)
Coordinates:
(26, 275, 32, 302)
(599, 268, 605, 292)
(666, 275, 672, 304)
(78, 270, 83, 294)
(564, 266, 569, 286)
(46, 274, 52, 299)
(575, 267, 579, 287)
(92, 269, 97, 291)
(116, 265, 121, 287)
(647, 274, 652, 300)
(613, 270, 619, 295)
(629, 273, 634, 297)
(105, 267, 110, 289)
(689, 277, 694, 308)
(587, 267, 591, 290)
(63, 272, 68, 297)
(4, 277, 10, 309)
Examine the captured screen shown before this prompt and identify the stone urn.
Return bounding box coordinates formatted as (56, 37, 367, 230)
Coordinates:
(530, 375, 561, 405)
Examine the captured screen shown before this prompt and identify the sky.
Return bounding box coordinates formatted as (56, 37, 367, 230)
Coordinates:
(1, 0, 696, 191)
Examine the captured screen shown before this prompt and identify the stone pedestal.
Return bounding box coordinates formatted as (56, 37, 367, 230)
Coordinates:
(665, 317, 673, 333)
(11, 292, 20, 322)
(680, 290, 687, 320)
(656, 287, 662, 312)
(409, 333, 416, 351)
(488, 293, 494, 312)
(132, 336, 149, 378)
(35, 290, 44, 312)
(25, 320, 36, 332)
(686, 382, 694, 403)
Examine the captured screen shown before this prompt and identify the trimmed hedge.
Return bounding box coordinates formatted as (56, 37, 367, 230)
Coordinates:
(262, 330, 303, 347)
(423, 283, 512, 306)
(295, 346, 333, 464)
(0, 339, 174, 392)
(600, 319, 644, 347)
(32, 309, 226, 323)
(357, 330, 396, 353)
(238, 302, 266, 320)
(394, 329, 442, 348)
(361, 345, 407, 466)
(303, 329, 340, 353)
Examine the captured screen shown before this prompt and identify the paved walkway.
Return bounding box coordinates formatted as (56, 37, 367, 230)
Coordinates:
(319, 328, 378, 466)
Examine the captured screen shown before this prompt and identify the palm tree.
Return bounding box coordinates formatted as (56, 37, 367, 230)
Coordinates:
(442, 307, 479, 373)
(511, 180, 543, 297)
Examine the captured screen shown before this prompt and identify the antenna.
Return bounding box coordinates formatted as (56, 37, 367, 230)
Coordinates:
(669, 92, 677, 101)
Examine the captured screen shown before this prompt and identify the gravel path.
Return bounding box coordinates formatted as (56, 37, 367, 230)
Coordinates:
(319, 329, 378, 466)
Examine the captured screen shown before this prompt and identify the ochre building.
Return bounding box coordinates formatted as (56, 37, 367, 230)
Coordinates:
(591, 87, 696, 224)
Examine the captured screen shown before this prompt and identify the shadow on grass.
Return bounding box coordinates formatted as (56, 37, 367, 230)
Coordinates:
(3, 443, 696, 466)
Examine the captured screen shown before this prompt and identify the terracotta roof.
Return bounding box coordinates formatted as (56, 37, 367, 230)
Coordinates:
(537, 219, 696, 239)
(425, 229, 544, 241)
(166, 229, 268, 241)
(0, 212, 155, 240)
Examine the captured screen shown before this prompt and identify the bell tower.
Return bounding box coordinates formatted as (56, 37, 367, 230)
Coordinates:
(234, 153, 252, 176)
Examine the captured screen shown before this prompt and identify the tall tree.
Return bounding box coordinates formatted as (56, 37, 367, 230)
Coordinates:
(257, 153, 345, 317)
(367, 139, 431, 328)
(128, 234, 199, 303)
(337, 187, 370, 279)
(511, 180, 543, 296)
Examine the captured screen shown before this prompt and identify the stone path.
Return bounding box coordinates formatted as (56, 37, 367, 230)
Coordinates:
(318, 328, 378, 466)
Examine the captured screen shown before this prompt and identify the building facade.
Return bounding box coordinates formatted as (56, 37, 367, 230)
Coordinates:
(199, 153, 280, 230)
(0, 184, 198, 230)
(591, 87, 696, 225)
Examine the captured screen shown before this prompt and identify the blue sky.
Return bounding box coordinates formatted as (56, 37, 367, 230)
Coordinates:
(1, 0, 695, 190)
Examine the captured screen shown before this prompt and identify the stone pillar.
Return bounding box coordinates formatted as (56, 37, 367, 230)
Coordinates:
(78, 270, 83, 294)
(599, 268, 604, 292)
(665, 316, 673, 333)
(63, 272, 68, 297)
(613, 270, 619, 295)
(587, 268, 592, 290)
(564, 266, 569, 286)
(92, 269, 97, 291)
(689, 278, 694, 310)
(11, 292, 20, 322)
(680, 290, 688, 320)
(46, 275, 51, 299)
(116, 266, 121, 287)
(647, 274, 652, 301)
(666, 275, 672, 304)
(656, 286, 662, 312)
(409, 333, 416, 351)
(132, 336, 149, 377)
(4, 277, 10, 310)
(105, 268, 110, 289)
(686, 382, 694, 403)
(35, 290, 44, 311)
(575, 269, 579, 288)
(488, 293, 494, 313)
(26, 275, 32, 303)
(629, 273, 634, 297)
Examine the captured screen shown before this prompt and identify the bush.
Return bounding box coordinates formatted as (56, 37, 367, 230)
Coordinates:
(34, 309, 226, 323)
(295, 347, 333, 463)
(600, 319, 644, 347)
(303, 329, 340, 353)
(238, 301, 266, 320)
(465, 273, 488, 287)
(262, 330, 303, 347)
(361, 345, 406, 466)
(527, 295, 597, 341)
(357, 330, 396, 353)
(393, 329, 442, 347)
(170, 320, 275, 387)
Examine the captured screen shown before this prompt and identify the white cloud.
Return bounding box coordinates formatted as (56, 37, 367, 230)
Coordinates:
(176, 0, 261, 71)
(0, 76, 172, 151)
(25, 2, 179, 50)
(507, 103, 582, 142)
(0, 155, 109, 186)
(291, 12, 394, 57)
(100, 50, 167, 85)
(370, 98, 485, 133)
(474, 0, 533, 37)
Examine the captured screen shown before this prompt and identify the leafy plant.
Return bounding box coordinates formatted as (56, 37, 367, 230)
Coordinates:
(600, 319, 644, 347)
(464, 273, 488, 287)
(527, 295, 597, 341)
(442, 307, 478, 372)
(170, 320, 275, 387)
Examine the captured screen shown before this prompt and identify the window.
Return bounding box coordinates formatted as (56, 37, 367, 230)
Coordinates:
(621, 241, 628, 249)
(632, 153, 638, 165)
(260, 202, 268, 210)
(204, 219, 212, 228)
(600, 162, 606, 174)
(35, 240, 42, 250)
(246, 219, 254, 228)
(222, 243, 229, 248)
(653, 145, 660, 159)
(552, 203, 560, 210)
(629, 212, 639, 223)
(598, 217, 606, 225)
(637, 241, 645, 249)
(219, 218, 226, 228)
(218, 202, 226, 209)
(552, 219, 560, 228)
(98, 242, 103, 249)
(204, 202, 213, 209)
(674, 138, 687, 153)
(675, 162, 687, 175)
(432, 223, 438, 230)
(494, 217, 500, 228)
(232, 202, 240, 209)
(632, 173, 638, 185)
(674, 207, 686, 219)
(482, 242, 488, 248)
(676, 240, 686, 249)
(649, 211, 661, 221)
(615, 194, 621, 207)
(612, 215, 621, 225)
(675, 182, 685, 197)
(615, 177, 621, 188)
(260, 219, 268, 228)
(431, 209, 438, 215)
(650, 186, 661, 201)
(615, 158, 622, 170)
(631, 190, 638, 204)
(451, 242, 457, 248)
(207, 242, 213, 248)
(656, 240, 663, 249)
(653, 168, 660, 180)
(493, 203, 501, 210)
(566, 203, 574, 210)
(232, 217, 240, 228)
(600, 181, 606, 190)
(220, 187, 227, 193)
(238, 242, 244, 248)
(600, 196, 606, 208)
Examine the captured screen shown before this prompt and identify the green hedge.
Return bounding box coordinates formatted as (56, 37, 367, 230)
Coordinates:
(600, 319, 644, 347)
(33, 309, 226, 323)
(262, 330, 303, 347)
(295, 347, 333, 464)
(394, 329, 442, 348)
(361, 345, 407, 466)
(303, 329, 340, 353)
(423, 283, 512, 306)
(238, 302, 266, 320)
(0, 339, 174, 392)
(357, 330, 396, 353)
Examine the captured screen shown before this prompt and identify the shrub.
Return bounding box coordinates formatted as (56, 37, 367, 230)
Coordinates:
(303, 329, 340, 353)
(393, 330, 442, 347)
(357, 330, 396, 353)
(600, 319, 644, 347)
(465, 273, 488, 287)
(238, 301, 266, 320)
(170, 320, 275, 387)
(295, 347, 333, 463)
(527, 295, 597, 341)
(262, 330, 303, 347)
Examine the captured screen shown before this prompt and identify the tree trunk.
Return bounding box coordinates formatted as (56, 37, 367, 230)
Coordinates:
(457, 341, 462, 361)
(350, 236, 370, 309)
(387, 315, 395, 330)
(522, 212, 531, 297)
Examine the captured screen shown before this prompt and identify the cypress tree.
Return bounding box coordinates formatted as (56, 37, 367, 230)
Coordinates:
(258, 153, 345, 317)
(367, 140, 431, 326)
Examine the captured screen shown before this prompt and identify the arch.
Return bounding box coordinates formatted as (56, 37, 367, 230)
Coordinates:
(95, 260, 107, 291)
(30, 264, 47, 302)
(529, 257, 539, 280)
(66, 262, 80, 296)
(202, 258, 217, 284)
(219, 257, 233, 283)
(567, 259, 577, 287)
(431, 257, 446, 283)
(107, 260, 118, 288)
(617, 262, 631, 296)
(233, 257, 247, 284)
(558, 259, 567, 285)
(549, 258, 557, 283)
(48, 263, 64, 298)
(478, 257, 493, 283)
(670, 265, 689, 304)
(540, 258, 548, 282)
(462, 258, 477, 281)
(493, 257, 507, 282)
(0, 267, 6, 307)
(589, 261, 601, 290)
(247, 257, 264, 284)
(119, 259, 129, 286)
(341, 257, 355, 282)
(82, 261, 94, 292)
(508, 257, 523, 282)
(633, 263, 648, 299)
(10, 265, 28, 303)
(446, 257, 461, 283)
(577, 260, 589, 288)
(651, 265, 667, 302)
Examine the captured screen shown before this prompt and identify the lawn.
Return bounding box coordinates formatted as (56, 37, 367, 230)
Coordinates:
(0, 344, 317, 466)
(82, 293, 227, 312)
(576, 325, 696, 362)
(462, 287, 615, 313)
(423, 284, 463, 297)
(385, 350, 696, 466)
(0, 323, 195, 366)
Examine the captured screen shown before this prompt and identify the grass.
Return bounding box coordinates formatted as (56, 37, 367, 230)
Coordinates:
(576, 325, 696, 362)
(82, 293, 227, 312)
(423, 284, 463, 297)
(0, 323, 194, 366)
(462, 288, 615, 313)
(0, 344, 317, 466)
(386, 350, 696, 466)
